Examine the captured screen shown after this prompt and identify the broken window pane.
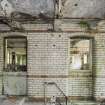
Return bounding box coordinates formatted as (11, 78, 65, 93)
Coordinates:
(4, 37, 27, 72)
(70, 38, 92, 70)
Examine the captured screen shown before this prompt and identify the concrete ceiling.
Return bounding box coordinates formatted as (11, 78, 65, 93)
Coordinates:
(0, 0, 54, 18)
(0, 0, 105, 19)
(60, 0, 105, 18)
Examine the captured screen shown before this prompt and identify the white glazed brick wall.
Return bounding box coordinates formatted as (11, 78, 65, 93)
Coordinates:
(27, 33, 68, 97)
(69, 77, 93, 96)
(0, 32, 93, 98)
(93, 33, 105, 99)
(26, 32, 93, 98)
(68, 70, 93, 97)
(0, 20, 104, 99)
(28, 78, 67, 97)
(28, 78, 45, 97)
(27, 33, 68, 75)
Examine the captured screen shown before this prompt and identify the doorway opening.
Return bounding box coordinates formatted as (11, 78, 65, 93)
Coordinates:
(3, 36, 27, 95)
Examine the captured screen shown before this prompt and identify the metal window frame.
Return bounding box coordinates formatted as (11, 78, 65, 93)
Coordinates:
(68, 36, 93, 71)
(3, 36, 27, 71)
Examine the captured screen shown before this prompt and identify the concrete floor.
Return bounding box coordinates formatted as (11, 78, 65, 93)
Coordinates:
(0, 97, 44, 105)
(0, 96, 101, 105)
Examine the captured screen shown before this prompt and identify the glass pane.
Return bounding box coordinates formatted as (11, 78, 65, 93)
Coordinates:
(5, 37, 27, 72)
(70, 38, 91, 70)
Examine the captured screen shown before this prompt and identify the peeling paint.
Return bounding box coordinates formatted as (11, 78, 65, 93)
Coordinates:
(0, 0, 55, 18)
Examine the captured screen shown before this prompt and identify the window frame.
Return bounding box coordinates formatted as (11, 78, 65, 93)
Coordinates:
(3, 36, 27, 72)
(68, 36, 93, 71)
